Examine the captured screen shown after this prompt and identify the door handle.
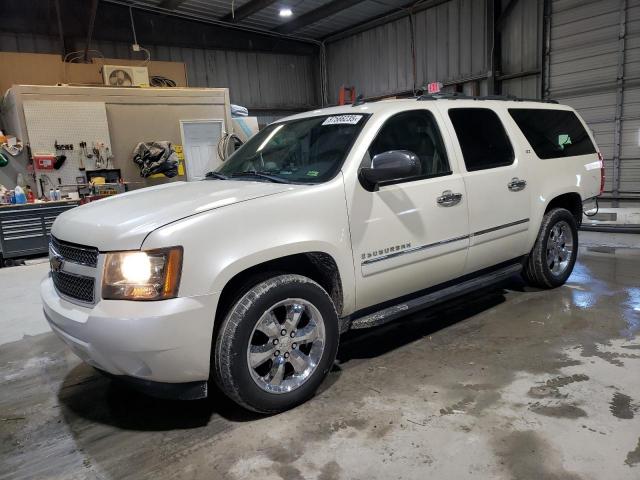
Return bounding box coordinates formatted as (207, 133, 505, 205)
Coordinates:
(436, 190, 463, 207)
(508, 177, 527, 192)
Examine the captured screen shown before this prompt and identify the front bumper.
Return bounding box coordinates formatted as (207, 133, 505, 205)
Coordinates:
(41, 275, 219, 387)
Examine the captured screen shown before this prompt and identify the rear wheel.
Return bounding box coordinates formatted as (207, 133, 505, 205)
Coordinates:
(213, 274, 339, 413)
(523, 208, 578, 288)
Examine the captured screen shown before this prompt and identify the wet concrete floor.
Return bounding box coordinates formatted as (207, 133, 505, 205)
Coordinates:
(1, 243, 639, 479)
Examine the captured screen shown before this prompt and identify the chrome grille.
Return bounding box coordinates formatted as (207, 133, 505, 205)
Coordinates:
(52, 270, 95, 303)
(50, 236, 98, 267)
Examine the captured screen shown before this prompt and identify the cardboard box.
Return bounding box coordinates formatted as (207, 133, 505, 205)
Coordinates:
(0, 52, 188, 97)
(0, 53, 62, 96)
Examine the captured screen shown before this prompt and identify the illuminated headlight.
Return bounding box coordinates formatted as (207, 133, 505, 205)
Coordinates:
(102, 247, 183, 300)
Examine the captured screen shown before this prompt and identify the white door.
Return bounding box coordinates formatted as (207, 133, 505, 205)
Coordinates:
(180, 120, 224, 181)
(440, 106, 531, 275)
(349, 109, 470, 310)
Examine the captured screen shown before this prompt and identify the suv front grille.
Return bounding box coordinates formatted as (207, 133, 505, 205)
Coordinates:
(52, 270, 95, 303)
(50, 236, 98, 267)
(49, 236, 98, 303)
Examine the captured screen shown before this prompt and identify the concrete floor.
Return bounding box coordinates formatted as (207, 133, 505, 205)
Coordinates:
(1, 232, 639, 479)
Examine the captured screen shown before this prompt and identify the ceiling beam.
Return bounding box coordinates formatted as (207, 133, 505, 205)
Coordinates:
(158, 0, 188, 10)
(83, 0, 99, 62)
(221, 0, 280, 23)
(273, 0, 367, 34)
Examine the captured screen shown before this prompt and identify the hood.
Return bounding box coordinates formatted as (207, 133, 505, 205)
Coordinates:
(52, 180, 297, 250)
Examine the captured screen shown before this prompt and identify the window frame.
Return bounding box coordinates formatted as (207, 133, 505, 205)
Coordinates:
(359, 108, 453, 190)
(218, 113, 372, 185)
(447, 107, 516, 172)
(507, 107, 597, 160)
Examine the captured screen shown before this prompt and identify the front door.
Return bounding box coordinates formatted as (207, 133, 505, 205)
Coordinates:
(441, 106, 531, 274)
(348, 109, 470, 310)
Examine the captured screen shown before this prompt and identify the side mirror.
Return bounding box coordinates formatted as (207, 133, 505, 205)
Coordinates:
(359, 150, 422, 191)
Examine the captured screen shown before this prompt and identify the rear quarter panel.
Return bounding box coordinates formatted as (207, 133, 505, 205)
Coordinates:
(501, 105, 601, 250)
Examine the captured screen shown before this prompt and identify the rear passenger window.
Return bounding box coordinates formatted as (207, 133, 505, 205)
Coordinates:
(509, 108, 596, 159)
(448, 108, 515, 171)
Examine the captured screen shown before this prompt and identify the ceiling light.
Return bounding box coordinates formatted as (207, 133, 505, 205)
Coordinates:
(279, 8, 293, 17)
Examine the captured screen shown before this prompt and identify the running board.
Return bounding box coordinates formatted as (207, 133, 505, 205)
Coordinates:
(349, 263, 523, 330)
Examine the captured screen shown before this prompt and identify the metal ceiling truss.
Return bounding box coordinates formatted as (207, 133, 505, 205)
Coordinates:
(222, 0, 280, 23)
(273, 0, 368, 34)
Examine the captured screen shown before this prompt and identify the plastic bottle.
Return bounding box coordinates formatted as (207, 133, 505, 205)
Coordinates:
(49, 189, 55, 201)
(14, 186, 27, 204)
(54, 189, 61, 200)
(16, 173, 26, 189)
(26, 186, 35, 203)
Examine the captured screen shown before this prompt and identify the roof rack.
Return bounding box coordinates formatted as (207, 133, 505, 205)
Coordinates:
(416, 93, 558, 104)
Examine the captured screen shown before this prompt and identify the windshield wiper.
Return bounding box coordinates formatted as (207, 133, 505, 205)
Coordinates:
(230, 170, 290, 184)
(204, 171, 229, 180)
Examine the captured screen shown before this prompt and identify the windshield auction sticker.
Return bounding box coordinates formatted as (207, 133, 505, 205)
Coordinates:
(322, 115, 363, 125)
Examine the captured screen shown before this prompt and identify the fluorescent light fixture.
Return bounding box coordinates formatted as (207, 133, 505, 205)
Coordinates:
(279, 8, 293, 17)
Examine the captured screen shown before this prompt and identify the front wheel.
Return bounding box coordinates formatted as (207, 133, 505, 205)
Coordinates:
(213, 274, 339, 413)
(523, 208, 578, 289)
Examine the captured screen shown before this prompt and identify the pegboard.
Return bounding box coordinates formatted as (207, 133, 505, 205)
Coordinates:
(23, 101, 112, 194)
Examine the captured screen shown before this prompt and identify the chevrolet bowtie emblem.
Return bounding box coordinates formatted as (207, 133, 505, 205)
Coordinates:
(49, 247, 64, 273)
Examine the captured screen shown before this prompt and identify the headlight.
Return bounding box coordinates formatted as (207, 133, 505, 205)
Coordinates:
(102, 247, 183, 301)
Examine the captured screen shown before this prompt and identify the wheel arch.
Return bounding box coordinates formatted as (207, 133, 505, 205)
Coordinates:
(544, 191, 583, 227)
(213, 252, 345, 335)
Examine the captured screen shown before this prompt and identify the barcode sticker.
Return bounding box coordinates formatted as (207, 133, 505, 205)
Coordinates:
(322, 115, 363, 125)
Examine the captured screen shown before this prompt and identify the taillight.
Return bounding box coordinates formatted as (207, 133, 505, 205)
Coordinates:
(597, 151, 605, 195)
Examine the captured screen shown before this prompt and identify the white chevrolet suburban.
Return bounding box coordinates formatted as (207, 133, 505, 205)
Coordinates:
(42, 95, 603, 413)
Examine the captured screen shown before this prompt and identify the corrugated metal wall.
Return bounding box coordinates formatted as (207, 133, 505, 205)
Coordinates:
(0, 32, 317, 112)
(325, 17, 414, 99)
(546, 0, 640, 197)
(325, 0, 489, 101)
(499, 0, 542, 98)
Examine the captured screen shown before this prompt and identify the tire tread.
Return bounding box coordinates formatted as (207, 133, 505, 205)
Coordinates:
(523, 208, 578, 289)
(213, 274, 337, 413)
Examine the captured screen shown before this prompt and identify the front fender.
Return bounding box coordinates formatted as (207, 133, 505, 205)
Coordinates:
(142, 176, 356, 315)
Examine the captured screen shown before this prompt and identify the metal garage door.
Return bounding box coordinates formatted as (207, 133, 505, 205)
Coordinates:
(545, 0, 640, 198)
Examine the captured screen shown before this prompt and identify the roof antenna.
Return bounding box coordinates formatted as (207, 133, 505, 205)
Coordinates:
(352, 94, 365, 107)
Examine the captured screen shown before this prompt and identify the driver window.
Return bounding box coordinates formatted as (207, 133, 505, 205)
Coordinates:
(365, 110, 451, 179)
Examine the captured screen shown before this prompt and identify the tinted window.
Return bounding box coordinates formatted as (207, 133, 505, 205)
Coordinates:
(448, 108, 515, 171)
(509, 108, 596, 159)
(366, 110, 450, 178)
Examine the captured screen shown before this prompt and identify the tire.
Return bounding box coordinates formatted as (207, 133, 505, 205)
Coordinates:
(213, 274, 339, 413)
(523, 208, 578, 289)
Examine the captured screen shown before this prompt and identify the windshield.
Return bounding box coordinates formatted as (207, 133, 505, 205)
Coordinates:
(216, 114, 369, 183)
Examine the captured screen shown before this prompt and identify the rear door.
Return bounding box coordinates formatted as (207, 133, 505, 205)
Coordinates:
(440, 106, 531, 274)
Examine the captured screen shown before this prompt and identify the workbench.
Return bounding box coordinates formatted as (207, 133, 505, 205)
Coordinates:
(0, 200, 79, 266)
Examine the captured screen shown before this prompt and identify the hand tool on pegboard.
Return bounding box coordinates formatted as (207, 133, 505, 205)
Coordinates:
(78, 141, 88, 171)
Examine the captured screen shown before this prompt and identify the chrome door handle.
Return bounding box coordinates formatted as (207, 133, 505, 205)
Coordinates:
(508, 177, 527, 192)
(437, 190, 463, 207)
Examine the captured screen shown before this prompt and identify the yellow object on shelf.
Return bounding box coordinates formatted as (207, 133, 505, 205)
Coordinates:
(92, 177, 106, 185)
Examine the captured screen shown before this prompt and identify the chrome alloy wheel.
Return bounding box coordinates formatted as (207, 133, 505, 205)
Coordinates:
(246, 299, 326, 394)
(546, 220, 574, 276)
